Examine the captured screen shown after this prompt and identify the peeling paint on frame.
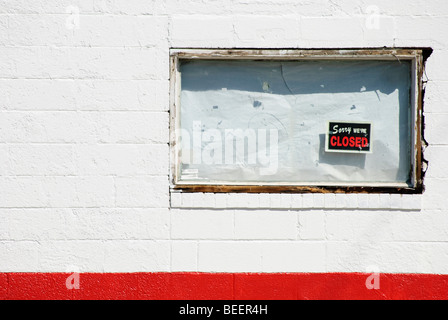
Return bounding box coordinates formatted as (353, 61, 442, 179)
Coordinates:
(169, 48, 430, 194)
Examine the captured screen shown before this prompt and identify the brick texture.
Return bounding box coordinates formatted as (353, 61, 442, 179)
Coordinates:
(0, 0, 447, 275)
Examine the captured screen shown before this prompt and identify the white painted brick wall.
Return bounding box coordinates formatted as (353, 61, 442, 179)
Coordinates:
(0, 0, 448, 274)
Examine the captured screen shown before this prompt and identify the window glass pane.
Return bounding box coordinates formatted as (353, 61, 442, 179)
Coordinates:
(178, 59, 412, 185)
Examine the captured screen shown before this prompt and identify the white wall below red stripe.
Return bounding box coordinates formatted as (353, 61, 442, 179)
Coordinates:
(1, 0, 448, 278)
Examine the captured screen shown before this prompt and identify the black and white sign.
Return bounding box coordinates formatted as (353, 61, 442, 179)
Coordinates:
(325, 121, 372, 153)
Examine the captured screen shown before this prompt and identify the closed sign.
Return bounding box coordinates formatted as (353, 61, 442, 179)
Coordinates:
(325, 121, 372, 153)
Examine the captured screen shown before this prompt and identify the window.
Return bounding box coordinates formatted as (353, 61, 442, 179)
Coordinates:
(169, 49, 426, 193)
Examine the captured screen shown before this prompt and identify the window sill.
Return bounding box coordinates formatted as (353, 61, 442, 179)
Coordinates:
(170, 192, 422, 211)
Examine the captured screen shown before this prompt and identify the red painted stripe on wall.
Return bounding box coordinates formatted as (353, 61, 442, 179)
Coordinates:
(1, 272, 448, 300)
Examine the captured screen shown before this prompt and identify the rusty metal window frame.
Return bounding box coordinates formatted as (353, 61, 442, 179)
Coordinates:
(169, 48, 427, 194)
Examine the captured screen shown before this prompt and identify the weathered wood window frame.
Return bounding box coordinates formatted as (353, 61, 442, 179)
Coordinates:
(169, 48, 427, 194)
